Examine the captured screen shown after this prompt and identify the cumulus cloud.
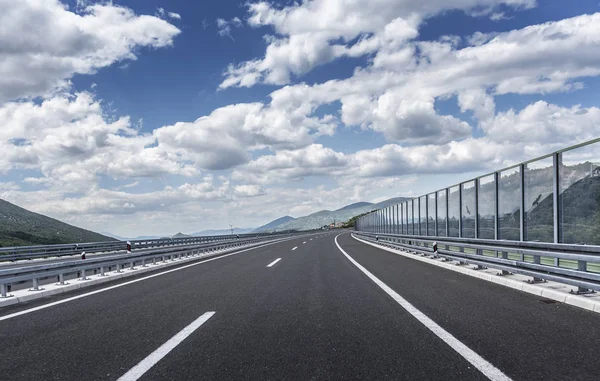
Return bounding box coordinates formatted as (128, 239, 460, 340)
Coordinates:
(0, 0, 181, 102)
(219, 0, 535, 88)
(233, 184, 266, 197)
(233, 144, 347, 184)
(154, 102, 337, 170)
(0, 92, 197, 185)
(250, 12, 600, 147)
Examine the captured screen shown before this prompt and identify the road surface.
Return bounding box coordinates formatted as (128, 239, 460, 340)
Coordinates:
(0, 232, 598, 380)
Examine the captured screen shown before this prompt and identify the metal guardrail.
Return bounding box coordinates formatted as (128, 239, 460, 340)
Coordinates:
(0, 231, 298, 262)
(354, 232, 600, 293)
(0, 232, 305, 298)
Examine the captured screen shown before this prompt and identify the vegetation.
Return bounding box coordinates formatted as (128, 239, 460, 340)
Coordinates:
(0, 199, 115, 247)
(343, 211, 375, 228)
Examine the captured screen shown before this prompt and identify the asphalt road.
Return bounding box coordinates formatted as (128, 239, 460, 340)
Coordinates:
(0, 232, 599, 380)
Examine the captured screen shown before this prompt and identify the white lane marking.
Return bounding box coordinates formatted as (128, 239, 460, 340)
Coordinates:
(303, 241, 307, 244)
(267, 258, 281, 267)
(334, 234, 512, 381)
(117, 311, 215, 381)
(0, 237, 298, 322)
(310, 238, 313, 241)
(292, 246, 298, 251)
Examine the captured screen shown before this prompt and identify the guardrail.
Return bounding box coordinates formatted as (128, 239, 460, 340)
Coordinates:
(354, 231, 600, 294)
(0, 231, 298, 262)
(0, 232, 306, 298)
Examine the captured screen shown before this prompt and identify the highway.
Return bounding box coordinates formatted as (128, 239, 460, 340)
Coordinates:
(0, 232, 599, 380)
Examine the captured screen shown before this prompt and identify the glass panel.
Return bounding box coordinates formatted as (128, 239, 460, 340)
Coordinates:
(461, 181, 476, 238)
(387, 207, 391, 233)
(478, 175, 496, 239)
(385, 207, 390, 233)
(406, 202, 410, 234)
(437, 190, 447, 237)
(428, 193, 436, 236)
(448, 186, 460, 237)
(524, 157, 554, 242)
(413, 199, 419, 235)
(396, 204, 404, 234)
(400, 204, 404, 234)
(498, 167, 521, 241)
(408, 201, 414, 235)
(420, 196, 427, 235)
(560, 143, 600, 245)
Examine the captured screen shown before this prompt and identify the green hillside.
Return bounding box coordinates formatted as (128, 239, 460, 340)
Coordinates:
(0, 199, 115, 247)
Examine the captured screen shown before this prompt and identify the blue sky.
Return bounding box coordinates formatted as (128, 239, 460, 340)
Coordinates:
(1, 0, 600, 237)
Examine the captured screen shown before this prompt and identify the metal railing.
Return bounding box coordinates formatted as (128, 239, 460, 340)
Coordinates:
(355, 137, 600, 247)
(354, 231, 600, 293)
(0, 232, 307, 298)
(0, 231, 298, 262)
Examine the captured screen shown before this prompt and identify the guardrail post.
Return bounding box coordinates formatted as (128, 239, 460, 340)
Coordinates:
(571, 261, 595, 294)
(115, 263, 122, 273)
(526, 255, 546, 284)
(474, 248, 486, 270)
(56, 273, 67, 285)
(129, 260, 136, 270)
(456, 246, 467, 265)
(498, 252, 511, 275)
(1, 284, 11, 298)
(30, 278, 43, 291)
(80, 269, 89, 281)
(100, 266, 107, 276)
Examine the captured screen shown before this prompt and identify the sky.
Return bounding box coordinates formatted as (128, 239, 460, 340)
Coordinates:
(1, 0, 600, 237)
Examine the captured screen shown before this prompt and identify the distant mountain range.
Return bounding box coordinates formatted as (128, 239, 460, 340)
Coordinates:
(0, 199, 115, 247)
(190, 228, 255, 237)
(253, 216, 296, 232)
(254, 197, 410, 232)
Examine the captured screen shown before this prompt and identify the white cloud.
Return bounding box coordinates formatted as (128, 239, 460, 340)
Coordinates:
(481, 101, 600, 146)
(490, 12, 508, 21)
(233, 144, 347, 184)
(343, 92, 472, 145)
(0, 0, 180, 102)
(233, 185, 266, 197)
(457, 88, 496, 120)
(217, 17, 243, 40)
(0, 92, 197, 185)
(168, 12, 181, 20)
(153, 102, 337, 170)
(220, 0, 535, 88)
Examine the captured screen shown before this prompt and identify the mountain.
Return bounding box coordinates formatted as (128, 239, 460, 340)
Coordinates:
(253, 216, 296, 232)
(335, 202, 373, 211)
(0, 199, 115, 247)
(172, 232, 191, 238)
(190, 228, 255, 236)
(101, 232, 163, 241)
(274, 197, 410, 231)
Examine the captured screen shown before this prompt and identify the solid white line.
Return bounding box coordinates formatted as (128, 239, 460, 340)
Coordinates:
(267, 258, 281, 267)
(0, 237, 298, 322)
(292, 246, 298, 251)
(303, 241, 307, 244)
(310, 238, 313, 241)
(117, 311, 215, 381)
(334, 234, 512, 381)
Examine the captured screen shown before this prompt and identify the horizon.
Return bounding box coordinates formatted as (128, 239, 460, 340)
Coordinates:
(2, 1, 600, 237)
